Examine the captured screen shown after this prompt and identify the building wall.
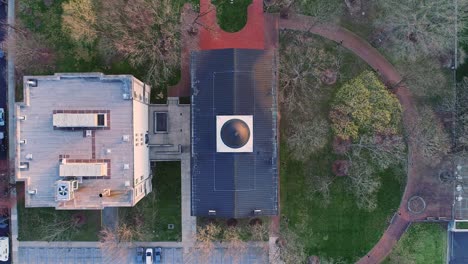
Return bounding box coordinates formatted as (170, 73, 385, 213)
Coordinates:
(132, 78, 151, 205)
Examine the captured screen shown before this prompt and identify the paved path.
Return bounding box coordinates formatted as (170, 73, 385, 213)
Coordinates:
(278, 13, 447, 263)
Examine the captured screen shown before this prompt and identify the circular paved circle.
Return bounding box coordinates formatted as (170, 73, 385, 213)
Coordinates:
(407, 196, 426, 214)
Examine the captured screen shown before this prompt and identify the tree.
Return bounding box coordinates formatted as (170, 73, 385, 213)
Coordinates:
(346, 152, 381, 211)
(2, 23, 55, 76)
(374, 0, 468, 61)
(193, 223, 221, 262)
(99, 0, 180, 85)
(409, 106, 451, 165)
(396, 59, 450, 98)
(99, 224, 144, 263)
(280, 33, 341, 115)
(456, 78, 468, 147)
(61, 0, 97, 43)
(272, 226, 307, 264)
(330, 70, 402, 140)
(287, 117, 330, 161)
(280, 33, 340, 160)
(223, 227, 248, 264)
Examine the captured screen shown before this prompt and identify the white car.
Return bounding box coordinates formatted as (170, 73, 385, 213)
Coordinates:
(145, 248, 153, 264)
(0, 108, 4, 126)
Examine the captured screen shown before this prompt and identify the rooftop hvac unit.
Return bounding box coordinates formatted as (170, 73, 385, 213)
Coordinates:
(457, 195, 463, 202)
(122, 135, 130, 142)
(27, 189, 37, 195)
(122, 93, 131, 100)
(85, 130, 92, 137)
(61, 158, 67, 164)
(125, 181, 130, 187)
(17, 116, 26, 121)
(55, 180, 79, 201)
(106, 149, 112, 154)
(25, 154, 33, 160)
(208, 210, 216, 216)
(26, 79, 37, 87)
(123, 164, 130, 170)
(253, 209, 262, 215)
(19, 139, 27, 145)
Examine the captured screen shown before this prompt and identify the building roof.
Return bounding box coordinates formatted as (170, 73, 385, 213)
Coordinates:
(16, 73, 151, 209)
(191, 49, 278, 218)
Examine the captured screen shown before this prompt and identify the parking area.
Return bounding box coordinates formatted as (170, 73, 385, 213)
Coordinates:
(18, 247, 102, 264)
(18, 245, 268, 264)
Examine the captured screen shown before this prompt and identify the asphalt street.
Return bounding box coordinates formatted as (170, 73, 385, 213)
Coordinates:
(0, 2, 7, 160)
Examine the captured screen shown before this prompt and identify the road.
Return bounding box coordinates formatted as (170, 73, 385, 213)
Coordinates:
(0, 0, 7, 160)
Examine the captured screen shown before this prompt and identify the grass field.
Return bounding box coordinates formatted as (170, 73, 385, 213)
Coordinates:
(211, 0, 252, 32)
(280, 142, 404, 262)
(17, 183, 100, 241)
(383, 223, 447, 264)
(119, 162, 182, 242)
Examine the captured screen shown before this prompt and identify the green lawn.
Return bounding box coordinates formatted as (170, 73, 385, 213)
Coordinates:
(280, 142, 404, 262)
(211, 0, 252, 32)
(17, 183, 100, 241)
(119, 162, 182, 242)
(383, 223, 447, 264)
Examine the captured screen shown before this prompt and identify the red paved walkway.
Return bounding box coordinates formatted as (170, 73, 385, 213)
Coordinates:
(279, 14, 452, 264)
(199, 0, 264, 50)
(168, 0, 266, 97)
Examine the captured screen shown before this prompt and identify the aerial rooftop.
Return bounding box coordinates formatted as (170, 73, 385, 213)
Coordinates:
(191, 49, 279, 218)
(15, 73, 152, 209)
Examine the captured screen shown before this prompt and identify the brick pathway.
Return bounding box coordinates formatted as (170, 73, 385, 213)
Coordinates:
(278, 14, 453, 263)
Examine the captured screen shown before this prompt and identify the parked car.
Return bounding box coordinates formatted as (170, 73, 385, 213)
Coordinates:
(0, 237, 8, 262)
(154, 247, 162, 263)
(0, 108, 4, 126)
(145, 248, 153, 264)
(136, 247, 144, 263)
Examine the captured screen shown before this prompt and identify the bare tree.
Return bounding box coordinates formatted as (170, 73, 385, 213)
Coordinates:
(374, 0, 468, 61)
(397, 59, 450, 98)
(272, 226, 307, 264)
(346, 153, 381, 211)
(408, 106, 451, 165)
(2, 23, 55, 76)
(223, 227, 248, 264)
(61, 0, 97, 43)
(305, 173, 334, 205)
(99, 224, 144, 263)
(192, 223, 221, 262)
(99, 0, 180, 85)
(287, 117, 330, 161)
(456, 78, 468, 148)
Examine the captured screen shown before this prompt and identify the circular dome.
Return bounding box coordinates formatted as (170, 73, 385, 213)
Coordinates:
(221, 119, 250, 148)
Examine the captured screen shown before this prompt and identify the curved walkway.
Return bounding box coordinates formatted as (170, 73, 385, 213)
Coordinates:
(278, 14, 440, 264)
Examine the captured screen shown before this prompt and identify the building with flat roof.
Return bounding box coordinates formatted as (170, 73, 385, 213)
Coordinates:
(191, 49, 279, 218)
(15, 73, 151, 209)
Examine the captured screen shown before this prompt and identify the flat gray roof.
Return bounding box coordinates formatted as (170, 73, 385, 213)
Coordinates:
(16, 73, 147, 209)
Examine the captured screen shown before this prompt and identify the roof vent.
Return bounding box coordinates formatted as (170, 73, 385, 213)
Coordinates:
(18, 162, 29, 170)
(457, 195, 463, 202)
(19, 139, 27, 145)
(122, 93, 131, 100)
(125, 181, 130, 187)
(123, 164, 130, 170)
(17, 116, 26, 121)
(253, 209, 262, 215)
(26, 79, 37, 87)
(106, 149, 112, 154)
(55, 180, 78, 201)
(25, 154, 33, 160)
(61, 158, 67, 164)
(85, 130, 92, 137)
(27, 189, 37, 195)
(208, 210, 216, 216)
(122, 135, 130, 142)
